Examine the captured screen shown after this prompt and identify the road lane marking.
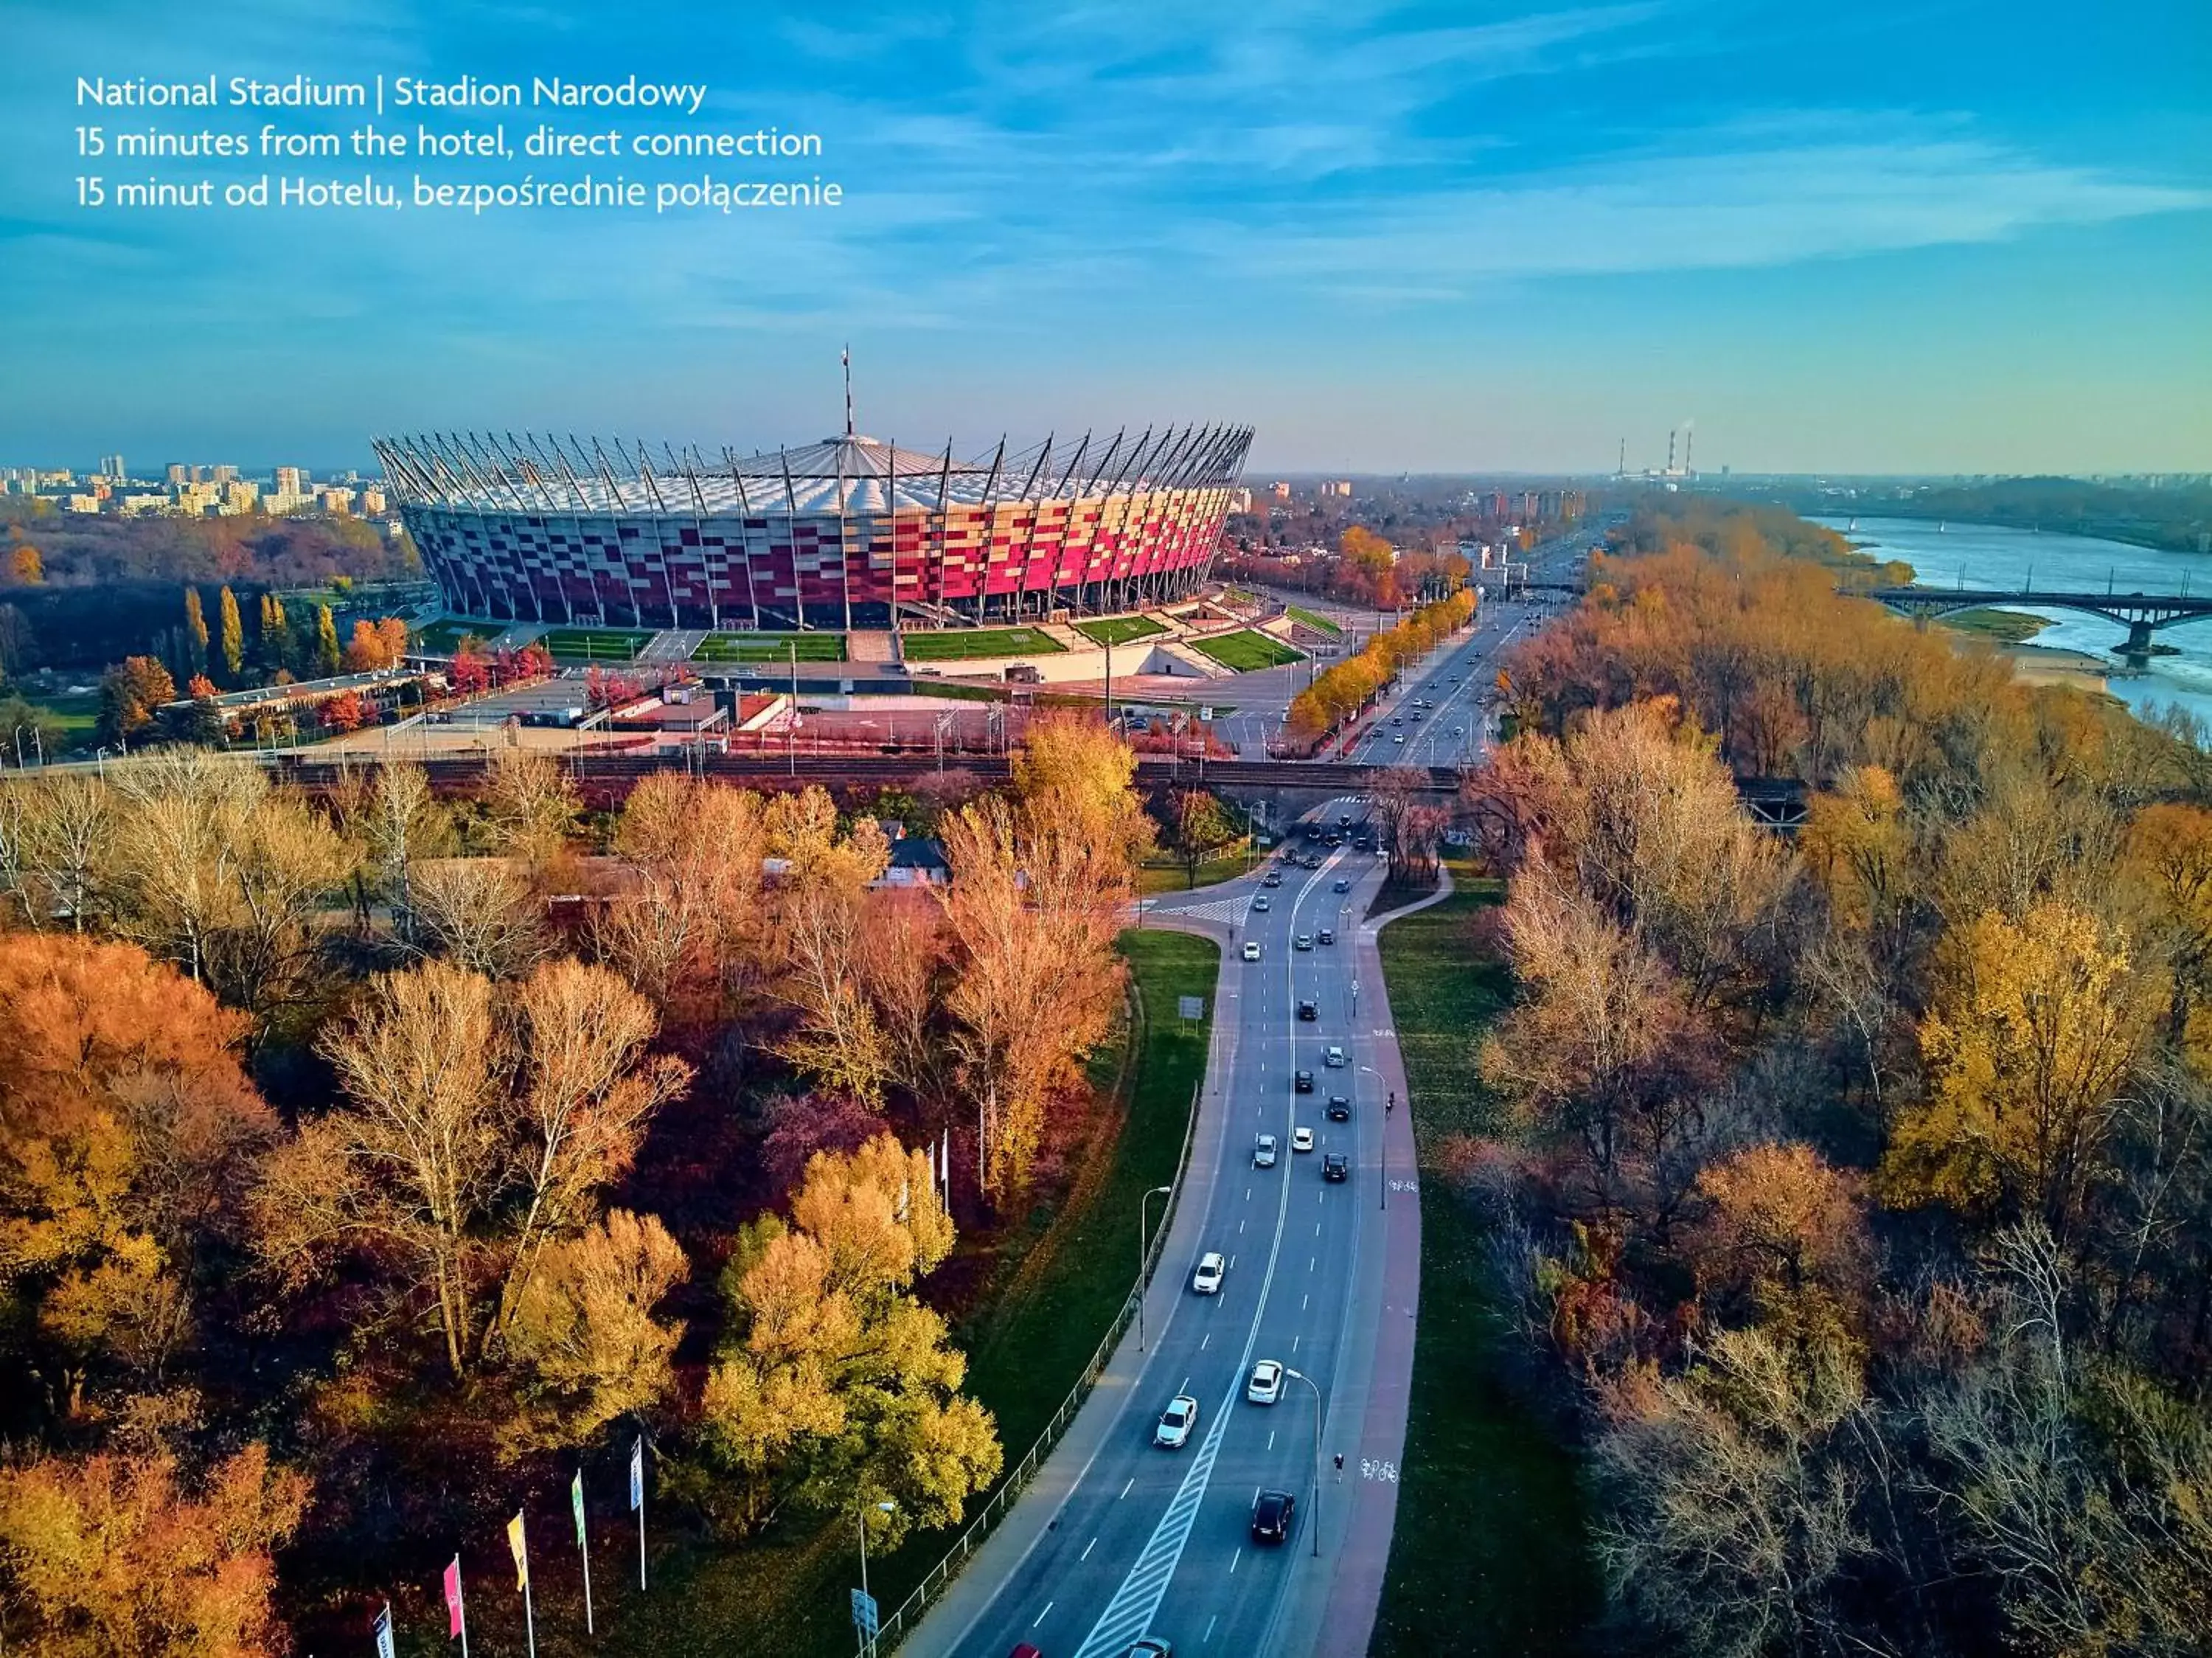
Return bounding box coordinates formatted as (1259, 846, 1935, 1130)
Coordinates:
(1230, 1548, 1242, 1575)
(1206, 1614, 1218, 1644)
(1120, 1478, 1134, 1500)
(1082, 1536, 1097, 1561)
(1200, 1333, 1210, 1350)
(1034, 1601, 1054, 1627)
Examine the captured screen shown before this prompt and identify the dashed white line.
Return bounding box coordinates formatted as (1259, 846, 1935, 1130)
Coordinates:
(1119, 1477, 1135, 1500)
(1081, 1536, 1098, 1561)
(1267, 1429, 1276, 1450)
(1230, 1548, 1242, 1575)
(1034, 1601, 1054, 1628)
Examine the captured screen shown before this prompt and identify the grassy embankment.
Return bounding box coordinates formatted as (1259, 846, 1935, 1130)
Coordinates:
(901, 628, 1067, 662)
(540, 930, 1218, 1658)
(1371, 873, 1599, 1657)
(1286, 604, 1343, 637)
(1138, 846, 1253, 894)
(691, 632, 848, 664)
(539, 628, 656, 662)
(1074, 616, 1168, 648)
(1192, 630, 1302, 671)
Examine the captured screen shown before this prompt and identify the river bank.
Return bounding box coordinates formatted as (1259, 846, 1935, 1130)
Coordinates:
(1818, 516, 2212, 726)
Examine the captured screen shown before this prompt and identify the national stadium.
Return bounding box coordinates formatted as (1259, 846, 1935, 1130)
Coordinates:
(372, 421, 1253, 631)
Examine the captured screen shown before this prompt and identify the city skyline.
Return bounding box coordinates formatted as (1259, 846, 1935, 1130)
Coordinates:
(4, 0, 2207, 474)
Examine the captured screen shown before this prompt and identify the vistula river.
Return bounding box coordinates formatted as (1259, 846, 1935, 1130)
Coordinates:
(1814, 516, 2212, 729)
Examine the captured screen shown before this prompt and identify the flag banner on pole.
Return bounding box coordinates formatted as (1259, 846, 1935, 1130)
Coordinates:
(571, 1470, 587, 1546)
(507, 1511, 529, 1589)
(630, 1437, 644, 1512)
(373, 1601, 397, 1658)
(443, 1557, 465, 1639)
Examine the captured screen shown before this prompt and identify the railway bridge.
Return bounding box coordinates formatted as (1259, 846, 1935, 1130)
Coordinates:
(1865, 586, 2212, 663)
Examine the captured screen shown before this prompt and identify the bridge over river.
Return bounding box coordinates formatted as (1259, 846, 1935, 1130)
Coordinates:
(1864, 586, 2212, 663)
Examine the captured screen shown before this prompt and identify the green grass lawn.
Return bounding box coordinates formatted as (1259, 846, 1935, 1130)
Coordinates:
(16, 690, 98, 752)
(1286, 603, 1343, 637)
(1937, 606, 2053, 645)
(563, 931, 1217, 1658)
(1073, 614, 1168, 648)
(1138, 845, 1253, 894)
(1191, 629, 1303, 671)
(1372, 878, 1600, 1658)
(407, 617, 490, 655)
(900, 626, 1068, 662)
(540, 628, 656, 661)
(692, 632, 848, 664)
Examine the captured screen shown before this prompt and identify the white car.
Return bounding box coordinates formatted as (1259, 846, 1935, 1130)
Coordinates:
(1253, 1134, 1279, 1168)
(1294, 934, 1312, 951)
(1253, 895, 1271, 912)
(1192, 1252, 1226, 1294)
(1247, 1360, 1284, 1405)
(1155, 1393, 1200, 1449)
(1242, 940, 1262, 962)
(1292, 1126, 1315, 1154)
(1324, 1045, 1347, 1068)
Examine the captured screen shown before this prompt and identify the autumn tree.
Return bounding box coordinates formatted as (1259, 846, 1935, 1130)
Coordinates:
(217, 585, 243, 681)
(1011, 711, 1156, 872)
(765, 787, 894, 1103)
(406, 857, 550, 978)
(502, 1207, 688, 1457)
(1687, 1143, 1874, 1348)
(251, 957, 689, 1377)
(598, 774, 766, 1021)
(476, 747, 580, 870)
(1594, 1325, 1873, 1658)
(7, 540, 43, 585)
(325, 759, 447, 937)
(940, 791, 1126, 1197)
(97, 656, 175, 746)
(1168, 788, 1239, 887)
(0, 1443, 308, 1658)
(0, 934, 274, 1418)
(312, 602, 340, 676)
(1882, 899, 2166, 1235)
(182, 588, 209, 673)
(698, 1134, 1001, 1539)
(256, 592, 289, 671)
(0, 773, 115, 932)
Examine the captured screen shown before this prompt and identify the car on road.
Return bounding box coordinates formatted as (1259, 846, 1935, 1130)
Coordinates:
(1130, 1641, 1173, 1658)
(1006, 1645, 1044, 1658)
(1253, 1134, 1279, 1168)
(1242, 940, 1262, 962)
(1324, 1151, 1350, 1182)
(1292, 1125, 1315, 1153)
(1253, 895, 1270, 912)
(1389, 715, 1402, 725)
(1293, 1069, 1314, 1093)
(1332, 878, 1352, 892)
(1324, 1044, 1347, 1067)
(1154, 1393, 1200, 1449)
(1192, 1252, 1225, 1294)
(1295, 934, 1312, 951)
(1326, 1094, 1350, 1120)
(1297, 998, 1317, 1021)
(1318, 927, 1335, 945)
(1262, 870, 1282, 888)
(1252, 1488, 1298, 1544)
(1247, 1359, 1284, 1404)
(1392, 733, 1405, 744)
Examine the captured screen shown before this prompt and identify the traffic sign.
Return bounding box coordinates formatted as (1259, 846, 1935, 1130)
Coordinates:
(1178, 995, 1206, 1021)
(851, 1589, 879, 1638)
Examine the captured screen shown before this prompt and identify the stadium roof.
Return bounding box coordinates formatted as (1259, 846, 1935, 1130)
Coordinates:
(373, 426, 1253, 516)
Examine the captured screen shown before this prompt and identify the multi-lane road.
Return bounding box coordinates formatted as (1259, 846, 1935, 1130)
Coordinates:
(908, 520, 1609, 1658)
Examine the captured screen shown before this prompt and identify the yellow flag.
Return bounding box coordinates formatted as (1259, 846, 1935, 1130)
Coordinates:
(507, 1511, 529, 1589)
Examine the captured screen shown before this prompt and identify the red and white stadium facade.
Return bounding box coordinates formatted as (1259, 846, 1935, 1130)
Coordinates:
(373, 425, 1253, 631)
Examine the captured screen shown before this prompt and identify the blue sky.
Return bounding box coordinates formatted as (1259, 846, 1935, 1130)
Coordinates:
(3, 0, 2206, 474)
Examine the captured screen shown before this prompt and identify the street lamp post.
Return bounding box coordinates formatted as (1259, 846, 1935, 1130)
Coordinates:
(855, 1498, 896, 1657)
(1137, 1183, 1173, 1350)
(1284, 1367, 1324, 1558)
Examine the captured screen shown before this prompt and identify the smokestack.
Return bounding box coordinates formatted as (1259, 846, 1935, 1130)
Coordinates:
(1617, 437, 1625, 476)
(1666, 429, 1676, 475)
(1684, 428, 1692, 477)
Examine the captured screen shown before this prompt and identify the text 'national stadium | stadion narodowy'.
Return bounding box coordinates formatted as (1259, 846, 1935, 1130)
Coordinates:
(372, 423, 1253, 631)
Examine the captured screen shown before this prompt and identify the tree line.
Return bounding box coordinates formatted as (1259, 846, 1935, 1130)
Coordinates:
(1289, 586, 1477, 740)
(0, 712, 1154, 1654)
(1457, 502, 2212, 1657)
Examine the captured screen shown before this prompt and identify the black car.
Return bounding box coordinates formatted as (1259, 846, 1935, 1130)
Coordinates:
(1332, 878, 1352, 893)
(1252, 1488, 1298, 1544)
(1294, 1069, 1314, 1093)
(1326, 1095, 1350, 1121)
(1318, 927, 1335, 945)
(1323, 1152, 1349, 1182)
(1297, 999, 1318, 1021)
